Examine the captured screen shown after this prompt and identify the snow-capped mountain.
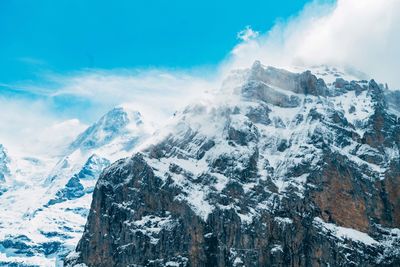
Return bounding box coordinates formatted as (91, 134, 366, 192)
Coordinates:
(0, 106, 154, 266)
(68, 61, 400, 266)
(68, 106, 144, 152)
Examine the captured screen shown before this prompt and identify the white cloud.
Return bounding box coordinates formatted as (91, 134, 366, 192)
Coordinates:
(0, 97, 86, 157)
(226, 0, 400, 88)
(48, 68, 222, 123)
(0, 68, 221, 157)
(3, 0, 400, 157)
(52, 69, 216, 102)
(237, 26, 259, 42)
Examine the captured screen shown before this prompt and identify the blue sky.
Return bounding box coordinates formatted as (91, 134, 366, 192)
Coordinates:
(2, 0, 399, 155)
(0, 0, 309, 84)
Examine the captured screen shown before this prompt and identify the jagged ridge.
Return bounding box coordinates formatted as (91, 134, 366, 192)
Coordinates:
(67, 62, 400, 266)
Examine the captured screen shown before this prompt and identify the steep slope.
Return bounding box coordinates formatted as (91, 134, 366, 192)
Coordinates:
(68, 62, 400, 267)
(0, 106, 153, 266)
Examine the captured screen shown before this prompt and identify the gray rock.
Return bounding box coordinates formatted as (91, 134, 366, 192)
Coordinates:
(67, 65, 400, 267)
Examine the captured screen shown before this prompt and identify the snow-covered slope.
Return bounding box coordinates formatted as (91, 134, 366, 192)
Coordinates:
(0, 106, 154, 266)
(2, 61, 400, 266)
(69, 61, 400, 266)
(0, 145, 10, 183)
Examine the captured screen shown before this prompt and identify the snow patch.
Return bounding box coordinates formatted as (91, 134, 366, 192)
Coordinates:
(314, 217, 378, 246)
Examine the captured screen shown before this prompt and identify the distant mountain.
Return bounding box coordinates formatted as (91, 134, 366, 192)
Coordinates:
(0, 106, 153, 266)
(67, 62, 400, 267)
(68, 107, 143, 152)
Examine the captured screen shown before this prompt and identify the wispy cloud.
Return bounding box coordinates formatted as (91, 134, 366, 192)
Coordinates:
(237, 26, 259, 42)
(46, 67, 221, 122)
(17, 57, 47, 66)
(0, 68, 220, 156)
(0, 97, 87, 157)
(3, 0, 400, 157)
(226, 0, 400, 88)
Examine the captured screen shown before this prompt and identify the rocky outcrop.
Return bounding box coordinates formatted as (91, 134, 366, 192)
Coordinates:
(48, 155, 110, 205)
(67, 63, 400, 267)
(249, 61, 328, 96)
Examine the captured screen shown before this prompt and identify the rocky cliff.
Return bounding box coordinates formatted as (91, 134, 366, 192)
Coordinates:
(67, 62, 400, 267)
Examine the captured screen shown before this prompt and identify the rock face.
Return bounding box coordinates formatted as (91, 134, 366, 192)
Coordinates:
(47, 155, 111, 206)
(68, 62, 400, 267)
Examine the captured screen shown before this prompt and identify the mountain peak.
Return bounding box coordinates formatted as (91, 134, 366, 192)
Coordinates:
(68, 106, 143, 152)
(68, 62, 400, 267)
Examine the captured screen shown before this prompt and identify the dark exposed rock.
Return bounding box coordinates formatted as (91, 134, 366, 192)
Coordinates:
(67, 64, 400, 267)
(249, 61, 328, 96)
(245, 104, 271, 125)
(242, 80, 301, 108)
(47, 155, 110, 205)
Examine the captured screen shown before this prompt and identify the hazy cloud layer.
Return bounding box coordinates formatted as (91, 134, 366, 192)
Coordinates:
(0, 97, 87, 156)
(227, 0, 400, 88)
(0, 69, 219, 156)
(3, 0, 400, 156)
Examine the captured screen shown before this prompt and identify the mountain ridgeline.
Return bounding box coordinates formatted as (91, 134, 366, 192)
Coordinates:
(67, 62, 400, 267)
(0, 106, 153, 266)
